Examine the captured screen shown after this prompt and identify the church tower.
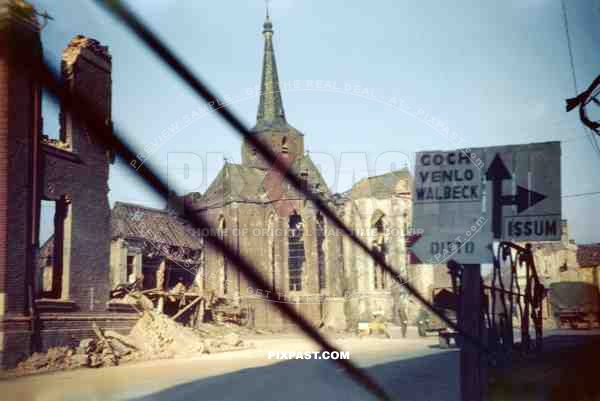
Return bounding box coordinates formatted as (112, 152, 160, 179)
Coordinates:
(241, 10, 304, 169)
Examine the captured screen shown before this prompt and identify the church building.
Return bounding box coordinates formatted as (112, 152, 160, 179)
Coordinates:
(184, 12, 417, 329)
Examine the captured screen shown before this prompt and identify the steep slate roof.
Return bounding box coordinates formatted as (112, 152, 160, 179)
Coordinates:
(194, 163, 269, 208)
(187, 13, 411, 211)
(348, 168, 412, 199)
(192, 154, 333, 209)
(577, 243, 600, 267)
(111, 202, 202, 250)
(296, 154, 330, 193)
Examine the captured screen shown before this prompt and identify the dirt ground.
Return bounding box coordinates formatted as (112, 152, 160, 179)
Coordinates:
(488, 331, 600, 401)
(0, 328, 459, 401)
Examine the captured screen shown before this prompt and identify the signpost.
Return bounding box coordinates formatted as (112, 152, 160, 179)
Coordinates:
(410, 141, 561, 265)
(410, 141, 561, 401)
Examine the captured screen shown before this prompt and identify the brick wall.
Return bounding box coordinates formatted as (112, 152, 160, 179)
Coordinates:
(41, 37, 113, 311)
(37, 313, 138, 351)
(0, 4, 42, 367)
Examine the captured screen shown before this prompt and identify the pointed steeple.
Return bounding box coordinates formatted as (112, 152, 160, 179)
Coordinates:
(242, 9, 304, 168)
(255, 8, 287, 131)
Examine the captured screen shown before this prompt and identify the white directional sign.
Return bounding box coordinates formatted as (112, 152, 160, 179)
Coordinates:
(410, 141, 561, 265)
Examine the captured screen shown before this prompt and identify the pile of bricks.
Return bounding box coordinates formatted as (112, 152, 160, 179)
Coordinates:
(14, 311, 253, 375)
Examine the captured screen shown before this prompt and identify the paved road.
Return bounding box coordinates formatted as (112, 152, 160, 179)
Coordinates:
(0, 333, 460, 401)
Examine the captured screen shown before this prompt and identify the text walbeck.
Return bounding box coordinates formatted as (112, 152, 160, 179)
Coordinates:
(415, 168, 480, 201)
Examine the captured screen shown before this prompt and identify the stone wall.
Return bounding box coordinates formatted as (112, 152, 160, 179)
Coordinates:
(340, 192, 410, 324)
(195, 198, 347, 329)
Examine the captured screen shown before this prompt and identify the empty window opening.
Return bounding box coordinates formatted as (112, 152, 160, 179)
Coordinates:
(42, 88, 60, 141)
(126, 255, 136, 283)
(141, 256, 160, 290)
(165, 261, 196, 289)
(281, 136, 289, 154)
(300, 169, 309, 192)
(38, 197, 68, 299)
(288, 213, 305, 291)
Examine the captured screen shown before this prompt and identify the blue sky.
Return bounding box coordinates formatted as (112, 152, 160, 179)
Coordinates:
(33, 0, 600, 244)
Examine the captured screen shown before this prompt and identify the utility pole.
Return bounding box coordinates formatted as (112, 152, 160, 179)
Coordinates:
(460, 264, 485, 401)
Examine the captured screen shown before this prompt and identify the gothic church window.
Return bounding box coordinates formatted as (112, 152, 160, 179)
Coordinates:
(316, 212, 326, 290)
(288, 212, 304, 291)
(218, 215, 229, 294)
(267, 214, 276, 291)
(373, 215, 387, 290)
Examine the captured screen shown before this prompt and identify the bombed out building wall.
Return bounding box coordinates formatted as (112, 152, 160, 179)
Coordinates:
(339, 170, 422, 325)
(0, 0, 41, 368)
(0, 1, 138, 368)
(1, 0, 463, 367)
(34, 35, 140, 352)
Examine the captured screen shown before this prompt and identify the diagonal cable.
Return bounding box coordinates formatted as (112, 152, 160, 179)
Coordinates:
(94, 0, 489, 352)
(27, 53, 392, 401)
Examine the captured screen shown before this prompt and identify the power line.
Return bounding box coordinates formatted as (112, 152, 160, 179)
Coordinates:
(562, 190, 600, 199)
(560, 0, 600, 157)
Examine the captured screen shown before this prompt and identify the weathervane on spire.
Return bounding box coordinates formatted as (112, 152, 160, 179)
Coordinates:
(262, 0, 273, 34)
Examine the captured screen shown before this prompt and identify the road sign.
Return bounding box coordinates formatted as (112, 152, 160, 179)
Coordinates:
(410, 141, 561, 264)
(409, 231, 491, 265)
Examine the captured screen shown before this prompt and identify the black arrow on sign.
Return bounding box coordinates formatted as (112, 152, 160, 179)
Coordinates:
(486, 154, 547, 239)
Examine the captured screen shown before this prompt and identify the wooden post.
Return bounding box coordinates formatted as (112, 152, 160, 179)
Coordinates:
(157, 294, 165, 313)
(460, 264, 484, 401)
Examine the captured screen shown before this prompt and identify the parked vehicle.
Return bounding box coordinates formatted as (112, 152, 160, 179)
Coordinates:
(415, 308, 456, 336)
(549, 282, 600, 330)
(416, 287, 459, 348)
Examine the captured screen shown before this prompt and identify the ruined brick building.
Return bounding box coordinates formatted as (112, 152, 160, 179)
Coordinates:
(0, 2, 418, 366)
(109, 201, 203, 294)
(0, 2, 137, 367)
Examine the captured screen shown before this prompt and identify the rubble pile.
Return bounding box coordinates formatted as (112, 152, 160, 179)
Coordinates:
(15, 347, 83, 373)
(15, 311, 252, 375)
(128, 311, 206, 358)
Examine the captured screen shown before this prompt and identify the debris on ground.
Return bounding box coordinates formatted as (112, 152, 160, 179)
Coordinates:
(15, 311, 253, 376)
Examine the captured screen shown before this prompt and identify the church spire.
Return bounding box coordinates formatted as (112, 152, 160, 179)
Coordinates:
(255, 8, 287, 130)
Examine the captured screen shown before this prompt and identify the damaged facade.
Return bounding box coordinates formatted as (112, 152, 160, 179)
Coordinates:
(0, 2, 457, 366)
(110, 201, 203, 293)
(0, 2, 137, 367)
(181, 14, 420, 330)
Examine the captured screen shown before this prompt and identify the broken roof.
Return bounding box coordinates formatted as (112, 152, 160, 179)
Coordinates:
(346, 168, 412, 200)
(189, 154, 332, 209)
(111, 202, 202, 250)
(577, 243, 600, 268)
